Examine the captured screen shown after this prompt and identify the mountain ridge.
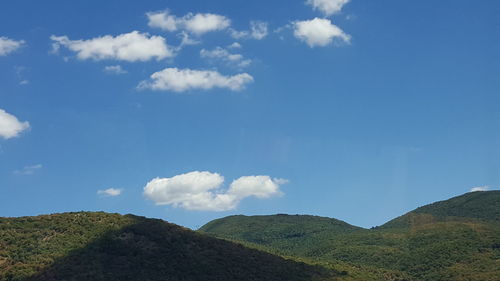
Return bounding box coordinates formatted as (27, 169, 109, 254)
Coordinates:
(1, 191, 499, 281)
(381, 190, 500, 229)
(0, 212, 340, 281)
(200, 191, 500, 281)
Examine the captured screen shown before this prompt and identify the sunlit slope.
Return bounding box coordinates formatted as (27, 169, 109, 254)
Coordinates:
(200, 214, 361, 250)
(201, 191, 500, 281)
(0, 212, 341, 281)
(381, 190, 500, 229)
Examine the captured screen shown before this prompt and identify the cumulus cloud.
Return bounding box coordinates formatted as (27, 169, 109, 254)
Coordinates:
(0, 109, 30, 139)
(103, 65, 127, 74)
(138, 67, 253, 92)
(470, 186, 490, 192)
(143, 171, 286, 211)
(229, 176, 286, 199)
(98, 188, 123, 197)
(229, 21, 269, 40)
(13, 164, 42, 176)
(147, 10, 230, 35)
(200, 47, 251, 68)
(50, 31, 174, 62)
(293, 18, 350, 47)
(0, 37, 25, 56)
(306, 0, 350, 16)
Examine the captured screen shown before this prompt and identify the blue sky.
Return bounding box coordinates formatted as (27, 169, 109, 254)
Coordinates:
(1, 0, 499, 229)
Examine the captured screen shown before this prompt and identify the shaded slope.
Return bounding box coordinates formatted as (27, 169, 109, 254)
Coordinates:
(0, 212, 339, 281)
(200, 192, 500, 281)
(200, 215, 412, 280)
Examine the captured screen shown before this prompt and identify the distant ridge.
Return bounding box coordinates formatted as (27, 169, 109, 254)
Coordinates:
(1, 191, 498, 281)
(381, 190, 500, 228)
(200, 191, 500, 281)
(200, 214, 361, 243)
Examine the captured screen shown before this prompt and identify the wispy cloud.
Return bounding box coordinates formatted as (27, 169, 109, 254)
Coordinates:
(470, 186, 490, 192)
(97, 188, 123, 197)
(227, 42, 242, 49)
(103, 65, 127, 74)
(14, 164, 42, 176)
(200, 46, 251, 68)
(0, 37, 25, 56)
(229, 21, 269, 40)
(15, 66, 30, 85)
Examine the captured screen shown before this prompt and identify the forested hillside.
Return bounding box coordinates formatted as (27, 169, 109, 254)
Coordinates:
(1, 191, 498, 281)
(0, 212, 339, 281)
(201, 191, 500, 281)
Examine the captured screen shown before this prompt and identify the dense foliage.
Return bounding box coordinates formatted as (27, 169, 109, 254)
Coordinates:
(0, 212, 340, 281)
(201, 191, 500, 281)
(200, 214, 361, 247)
(1, 191, 498, 281)
(382, 190, 500, 228)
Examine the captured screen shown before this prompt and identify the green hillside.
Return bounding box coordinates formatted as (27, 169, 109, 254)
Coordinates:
(200, 191, 500, 281)
(0, 212, 342, 281)
(382, 190, 500, 229)
(200, 214, 361, 253)
(2, 191, 498, 281)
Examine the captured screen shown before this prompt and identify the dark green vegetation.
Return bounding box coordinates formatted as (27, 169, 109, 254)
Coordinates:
(0, 212, 340, 281)
(1, 191, 498, 281)
(200, 191, 500, 281)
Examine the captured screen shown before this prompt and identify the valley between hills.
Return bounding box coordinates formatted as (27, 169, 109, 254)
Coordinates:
(1, 191, 499, 281)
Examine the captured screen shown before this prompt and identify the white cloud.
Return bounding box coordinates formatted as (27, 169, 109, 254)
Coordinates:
(229, 176, 285, 199)
(50, 31, 174, 62)
(178, 31, 200, 47)
(185, 13, 231, 35)
(13, 164, 42, 176)
(98, 188, 123, 197)
(138, 67, 253, 92)
(229, 29, 249, 39)
(229, 21, 268, 40)
(293, 18, 350, 47)
(103, 65, 127, 74)
(143, 171, 286, 211)
(250, 21, 268, 40)
(200, 47, 251, 68)
(147, 10, 230, 35)
(0, 109, 30, 139)
(0, 37, 25, 56)
(227, 42, 242, 49)
(306, 0, 350, 16)
(470, 186, 490, 192)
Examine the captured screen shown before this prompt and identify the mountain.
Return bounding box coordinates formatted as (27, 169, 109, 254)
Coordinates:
(200, 191, 500, 281)
(199, 214, 360, 248)
(0, 212, 341, 281)
(381, 190, 500, 229)
(2, 192, 498, 281)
